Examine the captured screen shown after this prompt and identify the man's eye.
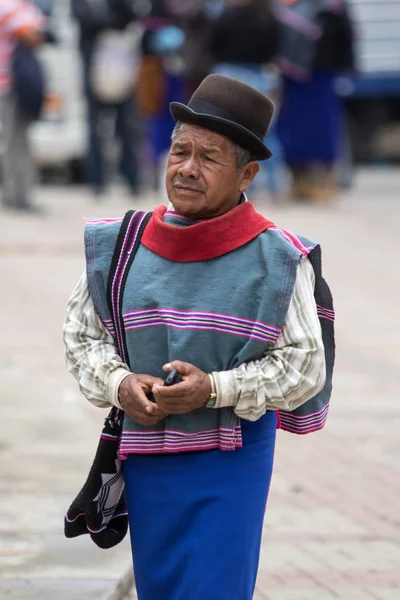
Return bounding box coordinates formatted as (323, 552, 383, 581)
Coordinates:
(173, 151, 185, 157)
(204, 156, 214, 162)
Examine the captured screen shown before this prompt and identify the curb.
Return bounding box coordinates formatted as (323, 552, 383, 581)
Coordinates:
(103, 569, 134, 600)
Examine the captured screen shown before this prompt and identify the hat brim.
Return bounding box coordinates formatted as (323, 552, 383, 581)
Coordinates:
(170, 102, 272, 161)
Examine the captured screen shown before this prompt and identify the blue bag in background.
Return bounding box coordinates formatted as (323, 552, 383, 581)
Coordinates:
(12, 42, 46, 121)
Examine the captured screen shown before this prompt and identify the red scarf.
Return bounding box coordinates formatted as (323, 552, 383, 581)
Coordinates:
(142, 203, 274, 263)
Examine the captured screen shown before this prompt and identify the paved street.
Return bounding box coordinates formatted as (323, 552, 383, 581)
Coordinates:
(1, 168, 400, 600)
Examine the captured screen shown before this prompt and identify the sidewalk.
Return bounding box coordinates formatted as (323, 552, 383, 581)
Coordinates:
(257, 169, 400, 600)
(1, 169, 400, 600)
(0, 189, 145, 599)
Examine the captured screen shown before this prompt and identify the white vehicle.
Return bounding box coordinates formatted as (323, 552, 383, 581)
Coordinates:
(30, 0, 86, 181)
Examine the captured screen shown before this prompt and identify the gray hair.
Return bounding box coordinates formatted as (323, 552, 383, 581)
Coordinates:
(171, 122, 256, 171)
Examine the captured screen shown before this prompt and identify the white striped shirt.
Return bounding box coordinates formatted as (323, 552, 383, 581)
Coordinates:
(63, 257, 326, 421)
(0, 0, 45, 94)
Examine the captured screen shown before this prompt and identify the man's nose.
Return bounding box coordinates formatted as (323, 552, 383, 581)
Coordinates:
(177, 154, 200, 178)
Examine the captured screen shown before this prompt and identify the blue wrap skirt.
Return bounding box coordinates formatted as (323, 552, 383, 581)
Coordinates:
(277, 70, 342, 166)
(123, 410, 277, 600)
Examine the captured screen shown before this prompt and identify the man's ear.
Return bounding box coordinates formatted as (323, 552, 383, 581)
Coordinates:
(239, 162, 260, 193)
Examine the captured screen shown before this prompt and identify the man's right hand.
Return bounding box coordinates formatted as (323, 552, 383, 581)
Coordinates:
(118, 374, 168, 426)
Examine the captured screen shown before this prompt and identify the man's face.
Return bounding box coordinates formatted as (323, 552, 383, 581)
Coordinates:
(166, 124, 258, 219)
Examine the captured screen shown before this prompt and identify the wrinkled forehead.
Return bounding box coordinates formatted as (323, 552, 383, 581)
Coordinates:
(172, 123, 233, 152)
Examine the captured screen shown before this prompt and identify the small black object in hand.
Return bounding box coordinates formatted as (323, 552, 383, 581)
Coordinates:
(164, 368, 182, 386)
(148, 368, 181, 402)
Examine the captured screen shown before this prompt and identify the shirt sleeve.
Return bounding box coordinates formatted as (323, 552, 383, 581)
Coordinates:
(210, 258, 326, 421)
(63, 271, 131, 409)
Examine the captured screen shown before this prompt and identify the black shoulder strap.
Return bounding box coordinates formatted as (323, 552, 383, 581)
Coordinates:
(106, 210, 152, 364)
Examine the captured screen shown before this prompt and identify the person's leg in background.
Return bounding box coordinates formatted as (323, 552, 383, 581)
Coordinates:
(335, 103, 354, 191)
(116, 95, 140, 195)
(1, 94, 36, 210)
(81, 46, 107, 196)
(13, 106, 36, 209)
(290, 163, 313, 201)
(1, 94, 16, 208)
(85, 90, 107, 196)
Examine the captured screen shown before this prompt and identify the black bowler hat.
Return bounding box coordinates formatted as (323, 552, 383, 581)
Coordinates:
(170, 74, 274, 160)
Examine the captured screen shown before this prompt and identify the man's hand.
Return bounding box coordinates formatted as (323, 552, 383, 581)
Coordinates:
(118, 374, 167, 426)
(152, 361, 211, 415)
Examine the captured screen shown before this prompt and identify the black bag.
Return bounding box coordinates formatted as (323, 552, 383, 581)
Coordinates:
(64, 210, 152, 549)
(12, 43, 46, 121)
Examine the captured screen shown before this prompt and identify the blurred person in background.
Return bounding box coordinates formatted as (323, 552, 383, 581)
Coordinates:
(0, 0, 45, 212)
(166, 0, 216, 96)
(137, 0, 221, 195)
(71, 0, 143, 197)
(275, 0, 355, 202)
(209, 0, 287, 201)
(136, 0, 186, 191)
(139, 1, 259, 197)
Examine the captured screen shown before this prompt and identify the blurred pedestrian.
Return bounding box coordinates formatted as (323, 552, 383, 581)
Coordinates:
(209, 0, 287, 201)
(71, 0, 142, 197)
(64, 75, 334, 600)
(0, 0, 45, 212)
(276, 0, 355, 202)
(136, 1, 186, 191)
(166, 0, 217, 95)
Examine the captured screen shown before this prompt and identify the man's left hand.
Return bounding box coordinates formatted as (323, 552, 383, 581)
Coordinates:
(152, 361, 211, 415)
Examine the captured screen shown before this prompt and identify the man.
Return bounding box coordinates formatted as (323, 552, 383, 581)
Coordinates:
(71, 0, 140, 197)
(64, 75, 334, 600)
(0, 0, 44, 211)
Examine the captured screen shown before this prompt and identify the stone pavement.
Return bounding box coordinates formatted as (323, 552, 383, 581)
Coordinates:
(1, 168, 400, 600)
(256, 169, 400, 600)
